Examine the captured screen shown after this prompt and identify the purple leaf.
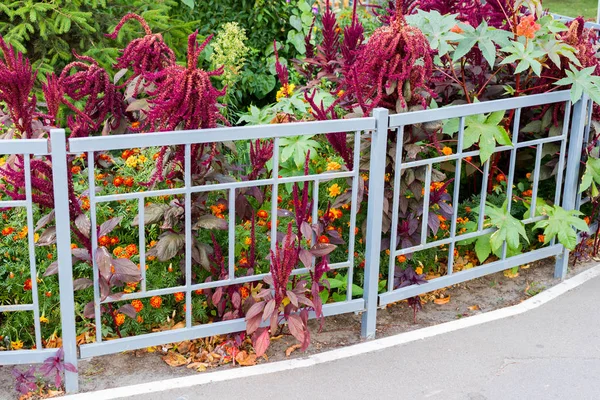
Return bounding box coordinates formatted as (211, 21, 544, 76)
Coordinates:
(36, 226, 56, 247)
(98, 217, 123, 237)
(95, 247, 112, 280)
(231, 291, 241, 309)
(75, 214, 91, 238)
(83, 302, 95, 318)
(245, 301, 266, 321)
(298, 249, 313, 269)
(73, 278, 93, 291)
(310, 242, 337, 257)
(72, 248, 91, 262)
(118, 304, 137, 318)
(252, 328, 271, 357)
(262, 299, 276, 322)
(287, 314, 305, 344)
(43, 261, 58, 277)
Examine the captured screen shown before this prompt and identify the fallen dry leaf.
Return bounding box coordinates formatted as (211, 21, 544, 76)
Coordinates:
(187, 362, 208, 372)
(285, 344, 302, 357)
(236, 350, 258, 366)
(433, 296, 451, 305)
(467, 305, 480, 311)
(162, 351, 189, 367)
(504, 269, 519, 278)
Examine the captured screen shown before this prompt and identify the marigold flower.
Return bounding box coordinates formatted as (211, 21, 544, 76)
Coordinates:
(437, 215, 446, 222)
(71, 166, 82, 174)
(465, 156, 473, 162)
(23, 278, 32, 291)
(257, 210, 268, 219)
(244, 237, 252, 246)
(328, 183, 342, 198)
(71, 243, 78, 249)
(150, 296, 162, 308)
(584, 216, 591, 225)
(110, 237, 120, 246)
(174, 292, 185, 302)
(47, 253, 53, 260)
(126, 244, 138, 256)
(516, 15, 541, 39)
(239, 286, 250, 299)
(537, 234, 545, 243)
(337, 90, 345, 98)
(450, 25, 464, 34)
(522, 189, 533, 197)
(40, 315, 49, 324)
(496, 174, 506, 183)
(137, 316, 144, 323)
(465, 206, 472, 213)
(124, 177, 134, 187)
(2, 227, 14, 236)
(99, 235, 110, 246)
(113, 176, 124, 187)
(442, 146, 453, 156)
(11, 340, 23, 350)
(415, 266, 423, 275)
(526, 172, 532, 179)
(318, 235, 330, 244)
(397, 255, 407, 263)
(132, 299, 144, 312)
(327, 161, 341, 171)
(113, 246, 124, 257)
(195, 289, 203, 295)
(115, 313, 126, 326)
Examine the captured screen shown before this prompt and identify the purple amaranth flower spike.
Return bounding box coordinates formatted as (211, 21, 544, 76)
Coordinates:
(0, 36, 37, 138)
(105, 13, 176, 96)
(292, 152, 313, 234)
(249, 139, 274, 181)
(273, 41, 289, 87)
(341, 0, 365, 69)
(270, 222, 298, 305)
(317, 0, 341, 74)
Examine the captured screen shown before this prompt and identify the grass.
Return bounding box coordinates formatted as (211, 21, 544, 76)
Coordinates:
(544, 0, 597, 20)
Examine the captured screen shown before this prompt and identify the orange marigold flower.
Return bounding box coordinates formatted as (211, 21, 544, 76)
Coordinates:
(45, 291, 52, 297)
(71, 243, 78, 249)
(126, 244, 138, 256)
(415, 266, 424, 275)
(516, 15, 541, 39)
(131, 121, 141, 129)
(239, 286, 250, 299)
(195, 289, 203, 295)
(99, 236, 110, 246)
(496, 174, 506, 183)
(526, 172, 532, 179)
(522, 189, 533, 197)
(150, 296, 162, 309)
(136, 316, 144, 323)
(71, 166, 81, 174)
(23, 278, 32, 291)
(2, 227, 14, 236)
(397, 255, 407, 263)
(174, 292, 185, 302)
(465, 156, 473, 162)
(122, 150, 133, 160)
(124, 177, 134, 187)
(47, 253, 53, 260)
(244, 237, 252, 246)
(113, 246, 124, 257)
(318, 235, 330, 244)
(450, 24, 463, 34)
(537, 234, 545, 243)
(437, 215, 446, 222)
(442, 146, 453, 156)
(110, 237, 119, 246)
(115, 313, 126, 326)
(257, 210, 268, 219)
(131, 300, 143, 312)
(465, 206, 472, 213)
(113, 176, 124, 187)
(584, 216, 591, 225)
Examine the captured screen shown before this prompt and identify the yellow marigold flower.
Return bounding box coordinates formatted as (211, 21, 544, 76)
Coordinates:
(138, 155, 147, 163)
(415, 266, 423, 275)
(125, 156, 138, 168)
(40, 315, 49, 324)
(0, 157, 5, 166)
(11, 340, 24, 350)
(113, 247, 124, 257)
(244, 237, 252, 246)
(328, 183, 342, 198)
(442, 146, 453, 156)
(34, 233, 40, 243)
(337, 90, 345, 98)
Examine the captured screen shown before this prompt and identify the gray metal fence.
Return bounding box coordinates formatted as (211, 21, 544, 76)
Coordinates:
(0, 90, 592, 393)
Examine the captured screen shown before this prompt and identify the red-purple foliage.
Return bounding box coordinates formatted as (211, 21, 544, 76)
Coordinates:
(0, 37, 37, 138)
(273, 41, 289, 87)
(248, 139, 274, 181)
(270, 222, 298, 305)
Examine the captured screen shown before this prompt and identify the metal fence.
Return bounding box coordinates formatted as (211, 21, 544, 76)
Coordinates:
(0, 90, 592, 393)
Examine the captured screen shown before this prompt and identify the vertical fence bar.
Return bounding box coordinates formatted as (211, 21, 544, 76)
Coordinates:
(447, 117, 465, 275)
(87, 150, 101, 343)
(138, 197, 146, 292)
(502, 108, 521, 260)
(361, 108, 388, 339)
(270, 138, 280, 254)
(387, 126, 403, 293)
(50, 129, 78, 393)
(555, 95, 589, 279)
(346, 131, 361, 302)
(184, 144, 192, 327)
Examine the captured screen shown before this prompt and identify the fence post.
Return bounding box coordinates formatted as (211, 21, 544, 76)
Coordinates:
(555, 95, 589, 279)
(50, 129, 79, 393)
(361, 108, 389, 339)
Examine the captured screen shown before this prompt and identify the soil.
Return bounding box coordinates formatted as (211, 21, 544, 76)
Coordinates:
(0, 257, 597, 399)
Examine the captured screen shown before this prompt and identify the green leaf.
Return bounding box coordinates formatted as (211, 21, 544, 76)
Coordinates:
(486, 201, 529, 253)
(475, 234, 492, 263)
(453, 21, 511, 67)
(532, 205, 588, 250)
(462, 110, 511, 162)
(554, 65, 600, 105)
(580, 157, 600, 193)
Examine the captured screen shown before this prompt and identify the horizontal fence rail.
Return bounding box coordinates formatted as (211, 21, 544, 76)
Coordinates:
(0, 89, 593, 394)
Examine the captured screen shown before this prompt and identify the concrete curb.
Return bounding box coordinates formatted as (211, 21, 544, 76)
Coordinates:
(63, 264, 600, 400)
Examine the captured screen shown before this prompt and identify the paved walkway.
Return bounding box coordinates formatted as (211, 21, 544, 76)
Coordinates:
(110, 274, 600, 400)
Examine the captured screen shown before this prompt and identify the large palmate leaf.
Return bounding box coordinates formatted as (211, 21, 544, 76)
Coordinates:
(452, 21, 512, 67)
(445, 109, 512, 162)
(554, 65, 600, 105)
(580, 157, 600, 194)
(406, 10, 462, 57)
(500, 40, 546, 76)
(279, 135, 321, 168)
(485, 201, 529, 253)
(533, 205, 589, 250)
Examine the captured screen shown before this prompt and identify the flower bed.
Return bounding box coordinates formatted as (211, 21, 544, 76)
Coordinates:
(1, 0, 600, 394)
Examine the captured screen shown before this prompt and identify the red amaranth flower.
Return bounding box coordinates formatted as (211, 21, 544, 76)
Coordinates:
(105, 13, 176, 96)
(0, 36, 37, 137)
